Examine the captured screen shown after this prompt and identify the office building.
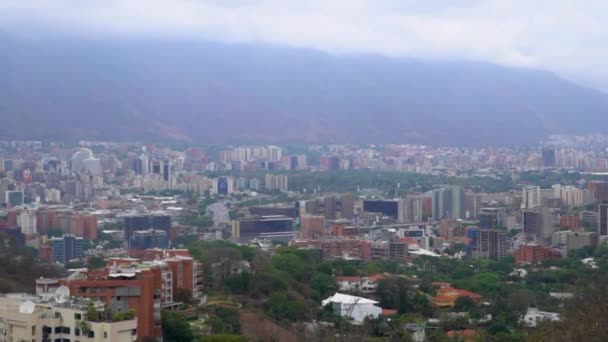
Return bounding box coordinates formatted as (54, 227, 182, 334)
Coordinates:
(589, 180, 608, 202)
(301, 214, 325, 239)
(5, 190, 24, 207)
(130, 229, 169, 251)
(432, 186, 464, 220)
(399, 195, 424, 223)
(521, 186, 557, 209)
(324, 196, 337, 220)
(363, 199, 399, 219)
(232, 215, 293, 239)
(463, 192, 483, 219)
(599, 203, 608, 236)
(212, 177, 234, 195)
(122, 214, 171, 248)
(51, 234, 84, 264)
(249, 205, 299, 219)
(523, 206, 555, 246)
(340, 193, 355, 220)
(541, 147, 556, 167)
(478, 207, 506, 229)
(149, 158, 170, 181)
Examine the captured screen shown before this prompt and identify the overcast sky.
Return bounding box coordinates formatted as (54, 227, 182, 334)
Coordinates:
(1, 0, 607, 89)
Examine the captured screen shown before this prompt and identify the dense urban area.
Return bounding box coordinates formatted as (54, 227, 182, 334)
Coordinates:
(2, 135, 608, 341)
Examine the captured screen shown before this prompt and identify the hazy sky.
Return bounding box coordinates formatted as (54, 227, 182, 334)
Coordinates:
(1, 0, 606, 89)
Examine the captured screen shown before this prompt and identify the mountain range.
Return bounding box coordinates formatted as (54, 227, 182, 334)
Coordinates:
(1, 34, 607, 146)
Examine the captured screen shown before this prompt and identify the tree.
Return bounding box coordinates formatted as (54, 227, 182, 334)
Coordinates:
(454, 296, 476, 312)
(162, 310, 194, 342)
(208, 307, 241, 334)
(310, 273, 337, 299)
(376, 277, 413, 314)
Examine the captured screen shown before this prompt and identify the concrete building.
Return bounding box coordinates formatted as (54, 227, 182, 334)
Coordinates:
(599, 203, 608, 237)
(0, 295, 138, 342)
(521, 307, 560, 327)
(340, 193, 355, 220)
(335, 274, 385, 294)
(322, 293, 382, 324)
(470, 229, 509, 260)
(523, 206, 556, 246)
(301, 214, 325, 239)
(51, 234, 84, 264)
(264, 174, 288, 192)
(552, 230, 597, 254)
(514, 245, 562, 264)
(62, 266, 163, 339)
(17, 207, 37, 235)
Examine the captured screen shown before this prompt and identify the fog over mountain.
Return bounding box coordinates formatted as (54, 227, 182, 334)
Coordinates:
(1, 35, 607, 146)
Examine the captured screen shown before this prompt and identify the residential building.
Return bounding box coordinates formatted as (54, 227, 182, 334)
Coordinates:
(521, 308, 561, 327)
(322, 293, 382, 324)
(0, 295, 137, 342)
(470, 229, 509, 260)
(514, 245, 562, 264)
(552, 230, 597, 254)
(301, 214, 325, 239)
(335, 274, 385, 294)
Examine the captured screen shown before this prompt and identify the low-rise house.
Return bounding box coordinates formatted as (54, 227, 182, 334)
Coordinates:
(322, 293, 382, 324)
(335, 274, 385, 293)
(431, 284, 482, 308)
(521, 307, 561, 327)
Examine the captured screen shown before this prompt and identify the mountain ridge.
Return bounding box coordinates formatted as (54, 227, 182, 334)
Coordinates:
(0, 36, 607, 146)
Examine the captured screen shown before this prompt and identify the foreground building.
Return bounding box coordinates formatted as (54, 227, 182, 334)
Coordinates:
(0, 294, 137, 342)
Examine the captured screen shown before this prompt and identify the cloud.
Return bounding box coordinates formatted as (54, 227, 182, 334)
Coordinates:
(1, 0, 607, 88)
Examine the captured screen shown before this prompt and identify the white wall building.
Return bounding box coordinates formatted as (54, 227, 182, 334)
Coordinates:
(521, 307, 561, 327)
(322, 293, 382, 324)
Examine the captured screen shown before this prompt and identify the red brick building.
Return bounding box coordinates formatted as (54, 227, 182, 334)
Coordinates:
(515, 245, 562, 264)
(61, 267, 163, 339)
(560, 215, 581, 230)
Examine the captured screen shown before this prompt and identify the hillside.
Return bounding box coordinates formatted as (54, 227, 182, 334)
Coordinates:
(1, 35, 607, 145)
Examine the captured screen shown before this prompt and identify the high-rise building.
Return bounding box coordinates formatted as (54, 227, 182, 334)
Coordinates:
(301, 214, 326, 239)
(470, 229, 509, 260)
(51, 234, 84, 264)
(340, 193, 355, 220)
(324, 196, 337, 220)
(17, 208, 37, 235)
(589, 181, 608, 202)
(264, 174, 288, 192)
(399, 196, 424, 223)
(432, 186, 464, 220)
(523, 206, 555, 246)
(541, 147, 556, 167)
(130, 229, 169, 250)
(5, 190, 24, 207)
(463, 192, 483, 219)
(123, 214, 171, 249)
(150, 159, 170, 181)
(599, 203, 608, 236)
